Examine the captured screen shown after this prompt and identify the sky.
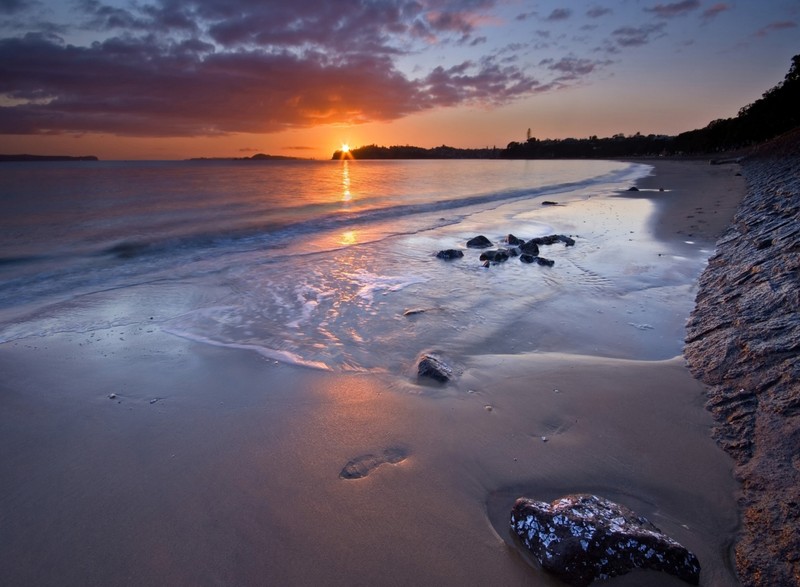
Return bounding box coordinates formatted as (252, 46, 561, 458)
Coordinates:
(0, 0, 797, 160)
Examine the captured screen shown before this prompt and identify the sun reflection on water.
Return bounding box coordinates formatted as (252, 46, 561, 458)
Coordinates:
(341, 159, 352, 203)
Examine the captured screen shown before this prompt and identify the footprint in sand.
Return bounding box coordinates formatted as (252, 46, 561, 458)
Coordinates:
(339, 447, 409, 479)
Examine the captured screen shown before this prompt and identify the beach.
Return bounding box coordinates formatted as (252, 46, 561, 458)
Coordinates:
(0, 159, 746, 586)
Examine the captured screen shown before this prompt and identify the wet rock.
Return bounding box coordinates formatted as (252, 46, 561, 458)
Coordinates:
(466, 235, 493, 248)
(511, 494, 701, 587)
(506, 234, 525, 245)
(542, 200, 559, 206)
(417, 353, 453, 383)
(528, 234, 575, 247)
(519, 254, 554, 266)
(627, 186, 640, 191)
(479, 249, 509, 263)
(436, 249, 464, 260)
(519, 240, 540, 256)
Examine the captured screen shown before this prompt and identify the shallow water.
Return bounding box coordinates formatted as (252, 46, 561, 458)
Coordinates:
(0, 158, 712, 371)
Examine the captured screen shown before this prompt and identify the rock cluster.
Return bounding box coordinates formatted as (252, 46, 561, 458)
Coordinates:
(437, 233, 575, 268)
(684, 142, 800, 586)
(510, 494, 701, 586)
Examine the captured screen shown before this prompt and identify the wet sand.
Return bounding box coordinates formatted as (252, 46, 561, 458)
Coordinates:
(0, 159, 746, 586)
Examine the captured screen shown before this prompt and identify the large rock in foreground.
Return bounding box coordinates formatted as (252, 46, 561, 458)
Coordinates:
(510, 494, 700, 586)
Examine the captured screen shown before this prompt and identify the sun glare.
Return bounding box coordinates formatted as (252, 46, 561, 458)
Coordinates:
(341, 143, 350, 153)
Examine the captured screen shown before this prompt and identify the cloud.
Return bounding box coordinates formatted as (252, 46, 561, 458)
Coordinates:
(544, 8, 572, 21)
(547, 56, 606, 80)
(0, 0, 29, 14)
(754, 20, 797, 38)
(586, 6, 612, 19)
(701, 3, 731, 21)
(644, 1, 700, 18)
(0, 33, 424, 135)
(612, 23, 667, 46)
(418, 57, 540, 107)
(0, 0, 626, 138)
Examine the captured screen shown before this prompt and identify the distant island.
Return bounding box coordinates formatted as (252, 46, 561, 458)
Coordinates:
(0, 154, 98, 162)
(334, 53, 799, 161)
(189, 153, 302, 161)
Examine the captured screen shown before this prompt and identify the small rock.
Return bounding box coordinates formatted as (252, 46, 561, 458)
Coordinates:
(627, 186, 640, 192)
(506, 234, 525, 245)
(536, 257, 555, 267)
(436, 249, 464, 260)
(417, 353, 453, 383)
(542, 200, 559, 206)
(108, 393, 117, 400)
(479, 249, 509, 263)
(520, 241, 540, 256)
(466, 235, 493, 248)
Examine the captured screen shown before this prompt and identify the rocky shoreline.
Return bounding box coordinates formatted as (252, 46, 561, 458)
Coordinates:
(684, 132, 800, 586)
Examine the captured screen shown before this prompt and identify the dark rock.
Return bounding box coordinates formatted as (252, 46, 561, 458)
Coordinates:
(436, 249, 464, 260)
(535, 257, 555, 267)
(506, 234, 525, 245)
(511, 494, 701, 587)
(479, 249, 509, 263)
(519, 253, 537, 264)
(557, 235, 576, 246)
(507, 247, 520, 257)
(466, 235, 493, 248)
(417, 353, 453, 383)
(542, 200, 559, 206)
(627, 186, 640, 191)
(519, 241, 540, 256)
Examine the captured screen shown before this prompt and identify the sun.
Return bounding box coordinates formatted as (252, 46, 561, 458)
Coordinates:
(341, 143, 350, 153)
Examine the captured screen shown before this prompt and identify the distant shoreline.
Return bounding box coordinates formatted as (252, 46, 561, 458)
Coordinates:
(0, 154, 99, 162)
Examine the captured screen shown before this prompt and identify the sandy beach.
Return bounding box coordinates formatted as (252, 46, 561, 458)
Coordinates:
(0, 159, 747, 586)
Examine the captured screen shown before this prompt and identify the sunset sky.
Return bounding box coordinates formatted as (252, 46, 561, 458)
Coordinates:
(0, 0, 797, 160)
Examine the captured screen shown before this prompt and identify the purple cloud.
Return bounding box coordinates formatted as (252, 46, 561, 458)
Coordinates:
(754, 20, 797, 38)
(644, 0, 700, 18)
(701, 3, 731, 21)
(612, 23, 667, 46)
(546, 56, 611, 81)
(545, 8, 572, 21)
(0, 0, 29, 14)
(587, 6, 612, 19)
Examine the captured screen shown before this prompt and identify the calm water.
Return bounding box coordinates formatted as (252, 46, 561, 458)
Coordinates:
(1, 158, 708, 371)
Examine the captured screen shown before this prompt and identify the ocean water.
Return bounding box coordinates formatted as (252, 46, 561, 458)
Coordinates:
(0, 158, 707, 372)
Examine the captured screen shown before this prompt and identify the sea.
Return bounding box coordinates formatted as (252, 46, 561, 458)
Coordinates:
(0, 158, 710, 373)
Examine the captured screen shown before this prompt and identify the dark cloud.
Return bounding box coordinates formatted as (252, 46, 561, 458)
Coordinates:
(0, 33, 423, 135)
(587, 6, 612, 19)
(754, 20, 797, 38)
(0, 0, 29, 14)
(0, 0, 633, 138)
(644, 1, 700, 19)
(419, 58, 539, 107)
(701, 3, 731, 21)
(546, 56, 610, 81)
(612, 22, 667, 46)
(544, 8, 572, 22)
